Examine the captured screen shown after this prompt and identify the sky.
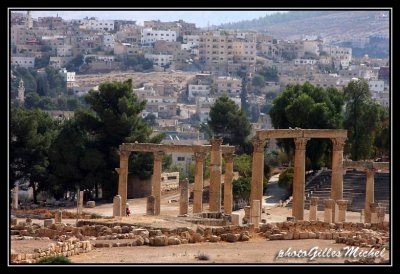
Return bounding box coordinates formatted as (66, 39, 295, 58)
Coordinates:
(18, 10, 289, 28)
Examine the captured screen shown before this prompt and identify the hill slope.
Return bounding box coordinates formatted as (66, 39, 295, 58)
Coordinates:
(219, 10, 389, 41)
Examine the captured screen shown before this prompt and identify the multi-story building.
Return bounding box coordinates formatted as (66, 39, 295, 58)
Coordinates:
(199, 32, 256, 65)
(79, 18, 114, 32)
(141, 28, 177, 45)
(215, 76, 242, 96)
(11, 56, 35, 68)
(188, 84, 211, 100)
(144, 53, 174, 67)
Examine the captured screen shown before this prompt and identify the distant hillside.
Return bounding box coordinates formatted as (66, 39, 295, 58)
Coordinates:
(218, 10, 389, 41)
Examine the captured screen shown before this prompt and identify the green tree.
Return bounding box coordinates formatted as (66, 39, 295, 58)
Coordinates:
(10, 108, 59, 203)
(232, 177, 251, 201)
(208, 95, 251, 151)
(35, 55, 50, 69)
(143, 113, 157, 127)
(233, 154, 252, 177)
(199, 122, 212, 140)
(75, 80, 163, 197)
(65, 54, 84, 71)
(252, 74, 265, 88)
(47, 117, 108, 199)
(343, 79, 380, 160)
(269, 82, 344, 169)
(374, 106, 390, 158)
(278, 167, 294, 193)
(24, 92, 40, 109)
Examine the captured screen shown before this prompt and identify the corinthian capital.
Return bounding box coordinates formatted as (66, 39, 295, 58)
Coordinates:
(294, 138, 309, 150)
(120, 150, 131, 158)
(210, 137, 223, 151)
(194, 151, 207, 162)
(153, 151, 164, 161)
(331, 137, 346, 151)
(251, 137, 267, 153)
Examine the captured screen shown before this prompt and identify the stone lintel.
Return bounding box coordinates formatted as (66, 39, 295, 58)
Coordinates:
(343, 160, 389, 171)
(256, 129, 347, 141)
(119, 143, 235, 154)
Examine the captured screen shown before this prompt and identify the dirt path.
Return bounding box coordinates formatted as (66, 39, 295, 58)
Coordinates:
(69, 239, 390, 264)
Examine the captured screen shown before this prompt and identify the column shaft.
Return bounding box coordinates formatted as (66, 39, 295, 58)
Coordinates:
(193, 152, 205, 213)
(118, 150, 130, 216)
(152, 151, 164, 215)
(365, 169, 375, 223)
(330, 138, 345, 222)
(209, 138, 222, 212)
(292, 138, 309, 220)
(250, 138, 266, 214)
(223, 154, 234, 214)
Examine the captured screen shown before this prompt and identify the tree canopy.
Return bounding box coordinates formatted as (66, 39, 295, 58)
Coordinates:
(10, 108, 59, 203)
(208, 95, 251, 151)
(343, 79, 382, 160)
(269, 82, 344, 169)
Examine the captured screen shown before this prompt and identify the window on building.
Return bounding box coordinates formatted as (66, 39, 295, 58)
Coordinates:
(177, 156, 185, 161)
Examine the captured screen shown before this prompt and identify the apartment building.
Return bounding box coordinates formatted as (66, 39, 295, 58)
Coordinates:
(141, 28, 177, 45)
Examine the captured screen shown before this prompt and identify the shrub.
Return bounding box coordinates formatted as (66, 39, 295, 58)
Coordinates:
(36, 255, 72, 264)
(278, 167, 294, 192)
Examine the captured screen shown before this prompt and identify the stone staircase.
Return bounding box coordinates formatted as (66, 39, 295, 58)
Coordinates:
(286, 170, 390, 213)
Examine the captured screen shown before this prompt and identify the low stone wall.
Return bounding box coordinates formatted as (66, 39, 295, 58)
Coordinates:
(11, 217, 389, 263)
(11, 239, 92, 264)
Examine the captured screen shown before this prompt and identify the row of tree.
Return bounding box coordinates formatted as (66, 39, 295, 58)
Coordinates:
(10, 80, 164, 203)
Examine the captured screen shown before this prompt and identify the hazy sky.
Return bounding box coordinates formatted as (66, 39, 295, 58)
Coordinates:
(19, 10, 289, 27)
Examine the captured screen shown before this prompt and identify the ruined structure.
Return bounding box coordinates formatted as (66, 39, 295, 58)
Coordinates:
(251, 129, 347, 223)
(116, 139, 235, 216)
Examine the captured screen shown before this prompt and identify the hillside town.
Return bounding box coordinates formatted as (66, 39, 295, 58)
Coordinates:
(9, 10, 391, 265)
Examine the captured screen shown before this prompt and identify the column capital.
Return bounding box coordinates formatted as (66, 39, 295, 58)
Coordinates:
(336, 199, 349, 210)
(331, 137, 346, 151)
(365, 167, 376, 176)
(153, 151, 164, 161)
(294, 137, 309, 150)
(324, 199, 335, 208)
(223, 153, 235, 163)
(120, 150, 131, 158)
(251, 137, 267, 153)
(210, 137, 223, 150)
(194, 151, 207, 162)
(310, 197, 319, 206)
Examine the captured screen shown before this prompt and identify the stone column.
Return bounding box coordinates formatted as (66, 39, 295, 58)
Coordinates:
(193, 152, 206, 213)
(330, 137, 346, 222)
(113, 195, 122, 217)
(223, 153, 234, 214)
(146, 195, 155, 215)
(250, 200, 261, 228)
(78, 190, 84, 215)
(152, 151, 164, 215)
(336, 199, 348, 222)
(12, 182, 19, 210)
(292, 138, 309, 221)
(54, 210, 62, 223)
(209, 138, 222, 212)
(378, 207, 385, 223)
(324, 199, 335, 223)
(309, 197, 319, 221)
(369, 202, 379, 224)
(364, 168, 375, 223)
(179, 178, 189, 216)
(118, 150, 131, 216)
(250, 138, 266, 214)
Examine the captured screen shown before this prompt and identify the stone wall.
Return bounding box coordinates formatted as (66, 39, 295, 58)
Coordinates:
(11, 239, 92, 264)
